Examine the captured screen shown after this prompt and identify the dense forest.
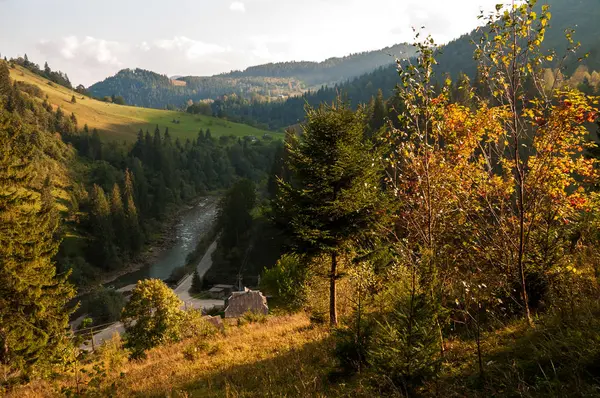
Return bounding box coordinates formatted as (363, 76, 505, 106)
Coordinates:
(220, 43, 417, 85)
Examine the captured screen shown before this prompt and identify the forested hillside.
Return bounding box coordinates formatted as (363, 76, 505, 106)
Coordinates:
(214, 0, 600, 130)
(220, 43, 417, 85)
(87, 44, 416, 109)
(1, 59, 282, 294)
(88, 68, 305, 109)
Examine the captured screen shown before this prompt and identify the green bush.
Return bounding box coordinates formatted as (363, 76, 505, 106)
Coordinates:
(121, 279, 186, 359)
(83, 288, 126, 325)
(260, 254, 308, 311)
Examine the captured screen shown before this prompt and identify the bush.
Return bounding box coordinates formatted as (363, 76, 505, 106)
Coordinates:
(121, 279, 186, 359)
(237, 311, 268, 326)
(83, 288, 126, 325)
(166, 266, 187, 285)
(181, 309, 218, 339)
(260, 254, 308, 311)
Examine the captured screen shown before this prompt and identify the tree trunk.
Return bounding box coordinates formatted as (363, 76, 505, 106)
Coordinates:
(330, 251, 338, 326)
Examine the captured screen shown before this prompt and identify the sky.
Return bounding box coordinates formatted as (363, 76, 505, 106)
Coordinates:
(0, 0, 502, 86)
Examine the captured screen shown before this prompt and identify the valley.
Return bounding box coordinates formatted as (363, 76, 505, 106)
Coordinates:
(3, 0, 600, 396)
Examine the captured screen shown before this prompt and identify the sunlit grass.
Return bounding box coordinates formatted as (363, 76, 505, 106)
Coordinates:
(9, 66, 275, 142)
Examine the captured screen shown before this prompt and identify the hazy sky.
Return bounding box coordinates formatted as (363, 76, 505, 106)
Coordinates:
(0, 0, 501, 86)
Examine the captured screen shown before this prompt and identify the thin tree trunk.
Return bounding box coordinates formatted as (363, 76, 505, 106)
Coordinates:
(510, 0, 532, 326)
(330, 251, 338, 327)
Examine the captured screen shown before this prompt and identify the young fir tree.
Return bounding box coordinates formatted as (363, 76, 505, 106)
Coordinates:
(277, 100, 383, 326)
(0, 110, 75, 375)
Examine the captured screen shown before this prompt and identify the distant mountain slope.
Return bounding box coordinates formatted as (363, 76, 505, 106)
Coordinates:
(10, 66, 271, 142)
(87, 43, 416, 109)
(214, 0, 600, 130)
(88, 68, 304, 109)
(220, 43, 417, 85)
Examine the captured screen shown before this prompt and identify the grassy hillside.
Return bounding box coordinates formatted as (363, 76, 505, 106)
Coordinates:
(10, 304, 600, 397)
(8, 65, 272, 142)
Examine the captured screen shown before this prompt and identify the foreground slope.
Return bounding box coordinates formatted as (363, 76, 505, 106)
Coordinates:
(9, 65, 271, 142)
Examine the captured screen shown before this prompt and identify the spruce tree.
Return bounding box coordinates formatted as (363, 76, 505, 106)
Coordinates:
(110, 183, 127, 251)
(124, 169, 143, 254)
(277, 100, 383, 326)
(89, 184, 118, 270)
(0, 61, 11, 99)
(0, 111, 75, 375)
(369, 89, 386, 133)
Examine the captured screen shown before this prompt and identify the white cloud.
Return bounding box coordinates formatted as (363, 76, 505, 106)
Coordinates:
(229, 1, 245, 13)
(38, 36, 125, 67)
(23, 0, 507, 86)
(154, 36, 229, 59)
(36, 36, 247, 85)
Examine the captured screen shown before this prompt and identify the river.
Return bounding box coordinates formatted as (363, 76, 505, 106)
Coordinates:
(108, 197, 218, 289)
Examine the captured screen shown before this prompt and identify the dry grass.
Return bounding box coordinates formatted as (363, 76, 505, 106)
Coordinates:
(9, 313, 343, 398)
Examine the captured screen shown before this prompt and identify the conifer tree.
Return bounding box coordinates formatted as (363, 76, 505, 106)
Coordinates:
(89, 184, 118, 270)
(0, 110, 75, 375)
(124, 169, 143, 254)
(110, 183, 127, 251)
(0, 62, 11, 99)
(277, 100, 383, 326)
(369, 88, 386, 132)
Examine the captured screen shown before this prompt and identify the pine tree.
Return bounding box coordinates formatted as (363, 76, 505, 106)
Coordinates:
(0, 61, 11, 99)
(369, 89, 386, 132)
(89, 128, 102, 160)
(0, 110, 75, 375)
(89, 184, 118, 270)
(277, 100, 383, 326)
(190, 269, 203, 293)
(124, 169, 143, 254)
(131, 158, 150, 216)
(110, 183, 127, 251)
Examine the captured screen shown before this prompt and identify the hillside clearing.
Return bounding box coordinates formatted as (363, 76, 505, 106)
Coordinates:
(8, 65, 273, 142)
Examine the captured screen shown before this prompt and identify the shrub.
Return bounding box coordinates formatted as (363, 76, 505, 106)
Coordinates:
(121, 279, 186, 359)
(333, 317, 374, 375)
(181, 309, 218, 339)
(260, 254, 308, 310)
(83, 288, 126, 325)
(237, 311, 268, 326)
(166, 266, 187, 285)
